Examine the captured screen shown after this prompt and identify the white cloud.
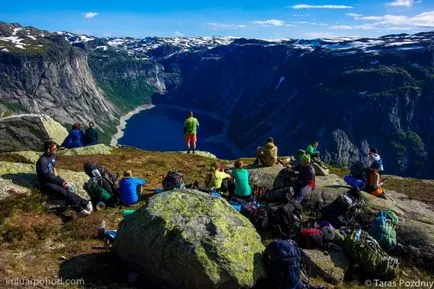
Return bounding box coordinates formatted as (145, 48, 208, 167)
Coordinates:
(386, 0, 413, 7)
(206, 23, 247, 30)
(292, 4, 353, 9)
(174, 31, 184, 37)
(253, 19, 286, 26)
(84, 12, 98, 19)
(359, 11, 434, 27)
(295, 21, 329, 26)
(292, 13, 310, 17)
(331, 25, 354, 30)
(346, 13, 362, 18)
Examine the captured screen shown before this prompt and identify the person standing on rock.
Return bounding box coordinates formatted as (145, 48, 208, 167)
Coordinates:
(36, 141, 93, 216)
(84, 121, 99, 146)
(184, 111, 199, 154)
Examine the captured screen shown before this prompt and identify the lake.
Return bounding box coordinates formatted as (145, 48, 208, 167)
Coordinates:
(118, 105, 238, 159)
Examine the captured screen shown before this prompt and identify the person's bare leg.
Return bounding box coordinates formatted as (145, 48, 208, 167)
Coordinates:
(186, 138, 191, 154)
(193, 140, 197, 154)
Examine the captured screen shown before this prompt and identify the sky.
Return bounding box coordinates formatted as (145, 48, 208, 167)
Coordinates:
(1, 0, 434, 39)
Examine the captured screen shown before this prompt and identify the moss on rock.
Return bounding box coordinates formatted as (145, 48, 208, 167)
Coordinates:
(114, 189, 266, 289)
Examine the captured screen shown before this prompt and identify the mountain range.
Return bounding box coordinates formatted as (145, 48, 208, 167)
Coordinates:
(0, 21, 433, 178)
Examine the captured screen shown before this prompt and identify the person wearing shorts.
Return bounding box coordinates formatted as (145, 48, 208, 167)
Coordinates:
(184, 111, 199, 154)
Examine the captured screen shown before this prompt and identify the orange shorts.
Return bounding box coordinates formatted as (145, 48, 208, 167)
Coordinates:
(185, 134, 197, 143)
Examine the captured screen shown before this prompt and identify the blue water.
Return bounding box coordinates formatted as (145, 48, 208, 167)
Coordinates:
(119, 106, 237, 159)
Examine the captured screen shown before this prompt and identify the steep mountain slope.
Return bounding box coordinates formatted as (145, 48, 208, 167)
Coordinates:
(1, 21, 433, 177)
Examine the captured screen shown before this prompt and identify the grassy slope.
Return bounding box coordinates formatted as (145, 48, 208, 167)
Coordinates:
(0, 148, 433, 288)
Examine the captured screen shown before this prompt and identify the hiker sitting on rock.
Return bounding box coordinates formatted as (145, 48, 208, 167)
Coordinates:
(62, 123, 85, 148)
(36, 141, 93, 216)
(205, 162, 232, 193)
(254, 137, 278, 166)
(119, 170, 146, 206)
(84, 121, 99, 146)
(367, 161, 385, 198)
(306, 140, 320, 162)
(231, 160, 252, 200)
(293, 154, 316, 204)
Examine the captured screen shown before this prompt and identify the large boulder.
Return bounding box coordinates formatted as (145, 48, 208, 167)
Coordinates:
(57, 144, 113, 156)
(302, 249, 350, 284)
(113, 189, 266, 289)
(0, 161, 90, 201)
(0, 114, 68, 152)
(245, 164, 284, 191)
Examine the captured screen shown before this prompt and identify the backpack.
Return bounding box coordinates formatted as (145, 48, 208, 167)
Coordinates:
(300, 228, 324, 249)
(273, 168, 297, 190)
(84, 177, 116, 206)
(343, 230, 399, 280)
(350, 161, 368, 181)
(264, 239, 303, 289)
(368, 211, 399, 252)
(162, 171, 184, 191)
(267, 200, 302, 239)
(83, 162, 120, 205)
(263, 187, 295, 204)
(321, 188, 363, 228)
(344, 175, 366, 190)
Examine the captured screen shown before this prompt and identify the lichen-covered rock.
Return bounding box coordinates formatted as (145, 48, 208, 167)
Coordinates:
(0, 161, 90, 201)
(58, 144, 113, 156)
(0, 151, 41, 164)
(302, 249, 350, 284)
(113, 189, 266, 289)
(0, 114, 68, 153)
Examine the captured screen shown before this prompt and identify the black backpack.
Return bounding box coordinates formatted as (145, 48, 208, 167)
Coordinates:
(267, 200, 302, 239)
(162, 171, 184, 191)
(273, 168, 297, 190)
(321, 188, 363, 228)
(83, 162, 120, 204)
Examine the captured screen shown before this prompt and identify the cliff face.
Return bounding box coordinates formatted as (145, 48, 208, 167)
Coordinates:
(1, 21, 433, 177)
(154, 38, 434, 178)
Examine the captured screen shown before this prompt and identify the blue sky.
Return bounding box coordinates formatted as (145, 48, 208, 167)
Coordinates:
(1, 0, 434, 39)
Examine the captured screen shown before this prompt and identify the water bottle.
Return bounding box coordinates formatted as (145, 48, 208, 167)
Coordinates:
(69, 183, 76, 193)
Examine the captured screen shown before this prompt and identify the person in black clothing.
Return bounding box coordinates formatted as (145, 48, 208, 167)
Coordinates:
(36, 141, 93, 216)
(84, 121, 99, 146)
(293, 153, 316, 204)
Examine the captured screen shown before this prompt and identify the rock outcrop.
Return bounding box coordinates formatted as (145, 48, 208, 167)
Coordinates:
(0, 114, 68, 153)
(0, 161, 90, 201)
(302, 249, 350, 284)
(57, 144, 113, 156)
(113, 189, 266, 289)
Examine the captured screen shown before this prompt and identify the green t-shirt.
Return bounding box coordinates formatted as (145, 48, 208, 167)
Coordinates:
(213, 170, 231, 189)
(184, 117, 200, 134)
(231, 168, 252, 197)
(306, 144, 317, 155)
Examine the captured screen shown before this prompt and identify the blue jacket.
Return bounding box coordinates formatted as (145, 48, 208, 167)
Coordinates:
(62, 129, 84, 148)
(119, 177, 146, 205)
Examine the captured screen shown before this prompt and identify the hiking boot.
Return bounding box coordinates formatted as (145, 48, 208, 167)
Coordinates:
(187, 149, 191, 154)
(192, 149, 195, 154)
(79, 209, 91, 217)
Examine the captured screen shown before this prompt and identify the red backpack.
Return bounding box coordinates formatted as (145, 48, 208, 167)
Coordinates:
(300, 228, 324, 249)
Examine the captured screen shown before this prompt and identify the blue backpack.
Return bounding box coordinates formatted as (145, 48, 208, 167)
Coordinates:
(264, 239, 302, 289)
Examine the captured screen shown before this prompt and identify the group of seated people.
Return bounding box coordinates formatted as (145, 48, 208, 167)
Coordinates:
(36, 135, 386, 217)
(61, 122, 99, 149)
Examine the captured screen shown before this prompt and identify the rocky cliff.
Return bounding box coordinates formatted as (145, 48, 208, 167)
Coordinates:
(1, 21, 433, 177)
